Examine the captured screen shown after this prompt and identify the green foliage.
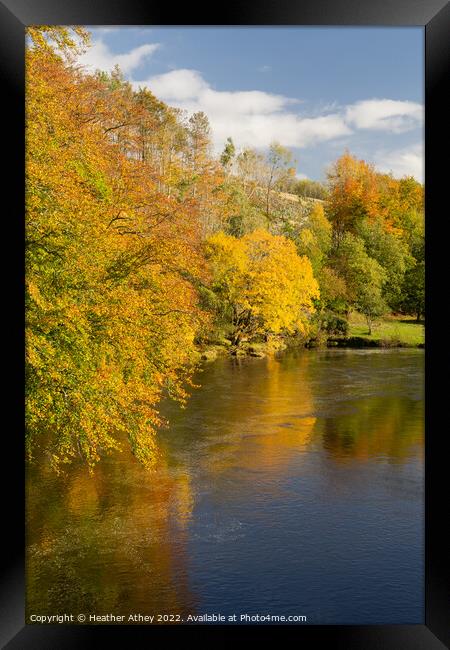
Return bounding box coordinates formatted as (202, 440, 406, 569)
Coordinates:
(332, 233, 387, 333)
(295, 179, 328, 200)
(399, 258, 425, 321)
(222, 179, 267, 237)
(220, 137, 236, 169)
(319, 311, 349, 336)
(295, 203, 332, 273)
(356, 218, 412, 310)
(315, 266, 348, 313)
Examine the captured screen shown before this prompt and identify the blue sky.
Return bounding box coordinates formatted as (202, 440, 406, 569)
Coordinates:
(79, 27, 424, 182)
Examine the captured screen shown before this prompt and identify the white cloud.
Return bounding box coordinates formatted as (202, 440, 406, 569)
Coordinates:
(78, 38, 160, 75)
(141, 69, 208, 101)
(75, 40, 424, 176)
(132, 68, 351, 151)
(131, 69, 424, 153)
(345, 99, 423, 133)
(374, 143, 424, 181)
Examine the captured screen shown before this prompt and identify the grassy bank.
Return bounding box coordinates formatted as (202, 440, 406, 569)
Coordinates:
(344, 312, 425, 347)
(197, 313, 425, 362)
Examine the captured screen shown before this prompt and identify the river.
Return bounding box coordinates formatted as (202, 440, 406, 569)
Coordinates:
(26, 348, 424, 624)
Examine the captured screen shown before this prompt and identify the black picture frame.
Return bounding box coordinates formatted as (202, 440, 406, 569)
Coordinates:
(2, 1, 449, 647)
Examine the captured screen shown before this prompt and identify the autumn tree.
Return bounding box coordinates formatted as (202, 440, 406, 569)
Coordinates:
(205, 229, 319, 345)
(264, 142, 296, 219)
(326, 151, 379, 246)
(295, 179, 328, 200)
(188, 111, 211, 174)
(25, 25, 425, 477)
(26, 27, 208, 472)
(27, 25, 90, 56)
(235, 147, 267, 200)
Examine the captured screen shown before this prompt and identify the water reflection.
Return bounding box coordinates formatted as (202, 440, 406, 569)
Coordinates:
(178, 353, 318, 477)
(27, 349, 424, 623)
(27, 453, 197, 616)
(319, 395, 423, 462)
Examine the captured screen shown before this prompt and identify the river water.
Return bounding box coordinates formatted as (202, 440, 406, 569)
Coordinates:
(26, 348, 424, 624)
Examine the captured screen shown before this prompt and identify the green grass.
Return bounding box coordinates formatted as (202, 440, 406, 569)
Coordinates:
(348, 312, 425, 346)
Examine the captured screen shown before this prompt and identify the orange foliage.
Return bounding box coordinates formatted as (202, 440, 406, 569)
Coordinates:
(26, 29, 209, 471)
(326, 151, 424, 241)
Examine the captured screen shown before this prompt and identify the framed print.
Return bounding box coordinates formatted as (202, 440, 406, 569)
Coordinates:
(1, 0, 449, 647)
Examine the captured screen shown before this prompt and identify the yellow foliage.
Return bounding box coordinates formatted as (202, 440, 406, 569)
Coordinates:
(26, 29, 207, 471)
(206, 229, 319, 343)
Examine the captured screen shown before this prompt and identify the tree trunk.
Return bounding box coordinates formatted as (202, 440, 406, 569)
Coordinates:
(231, 334, 240, 347)
(265, 186, 271, 220)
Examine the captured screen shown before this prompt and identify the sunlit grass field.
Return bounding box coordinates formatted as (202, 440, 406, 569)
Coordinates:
(348, 312, 425, 346)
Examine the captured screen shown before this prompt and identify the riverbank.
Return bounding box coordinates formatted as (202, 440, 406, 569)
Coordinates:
(196, 313, 424, 361)
(344, 312, 424, 348)
(326, 336, 424, 349)
(197, 337, 289, 362)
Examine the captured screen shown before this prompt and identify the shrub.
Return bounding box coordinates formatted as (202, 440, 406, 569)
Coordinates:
(321, 311, 349, 336)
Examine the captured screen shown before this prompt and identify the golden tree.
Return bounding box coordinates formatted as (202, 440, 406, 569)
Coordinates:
(26, 28, 207, 471)
(206, 229, 319, 344)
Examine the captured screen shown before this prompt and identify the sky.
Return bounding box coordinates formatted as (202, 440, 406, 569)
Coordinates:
(78, 27, 424, 182)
